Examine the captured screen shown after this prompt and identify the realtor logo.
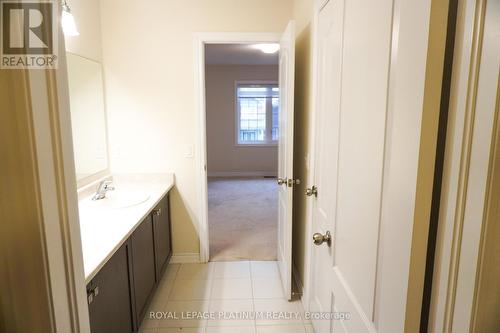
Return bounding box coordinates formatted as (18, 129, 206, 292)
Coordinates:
(1, 0, 57, 68)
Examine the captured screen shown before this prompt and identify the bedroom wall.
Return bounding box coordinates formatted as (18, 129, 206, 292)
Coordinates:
(205, 64, 279, 177)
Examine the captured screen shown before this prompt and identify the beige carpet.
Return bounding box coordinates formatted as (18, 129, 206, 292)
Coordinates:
(208, 177, 278, 261)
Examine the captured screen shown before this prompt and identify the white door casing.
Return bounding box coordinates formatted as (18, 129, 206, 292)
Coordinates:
(193, 32, 283, 263)
(429, 0, 500, 331)
(277, 20, 296, 301)
(450, 0, 500, 330)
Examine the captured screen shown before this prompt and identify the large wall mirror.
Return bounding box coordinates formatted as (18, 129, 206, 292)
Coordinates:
(66, 53, 109, 186)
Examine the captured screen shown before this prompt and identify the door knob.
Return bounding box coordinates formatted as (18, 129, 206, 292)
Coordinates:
(277, 177, 287, 185)
(313, 231, 331, 246)
(305, 186, 318, 197)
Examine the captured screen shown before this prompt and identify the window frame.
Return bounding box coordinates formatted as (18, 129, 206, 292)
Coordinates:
(234, 80, 279, 147)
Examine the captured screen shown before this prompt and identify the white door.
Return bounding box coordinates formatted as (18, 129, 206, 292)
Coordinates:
(309, 0, 419, 331)
(308, 0, 344, 332)
(277, 20, 295, 301)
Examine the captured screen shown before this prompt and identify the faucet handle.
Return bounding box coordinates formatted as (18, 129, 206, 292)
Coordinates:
(92, 180, 115, 200)
(97, 180, 113, 190)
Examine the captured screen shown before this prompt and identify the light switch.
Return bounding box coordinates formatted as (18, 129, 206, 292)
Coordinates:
(184, 144, 194, 158)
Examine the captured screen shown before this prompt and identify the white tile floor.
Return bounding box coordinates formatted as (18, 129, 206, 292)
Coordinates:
(139, 261, 314, 333)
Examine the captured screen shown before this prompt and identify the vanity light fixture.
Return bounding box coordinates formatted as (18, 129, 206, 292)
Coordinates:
(61, 0, 79, 36)
(253, 43, 280, 54)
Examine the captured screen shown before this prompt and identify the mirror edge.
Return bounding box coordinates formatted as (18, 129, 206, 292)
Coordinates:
(66, 51, 111, 190)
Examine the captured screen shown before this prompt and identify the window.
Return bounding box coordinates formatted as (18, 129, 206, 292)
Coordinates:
(236, 83, 279, 145)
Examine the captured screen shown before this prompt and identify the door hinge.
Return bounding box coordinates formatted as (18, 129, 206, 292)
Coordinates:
(87, 285, 99, 304)
(287, 178, 301, 187)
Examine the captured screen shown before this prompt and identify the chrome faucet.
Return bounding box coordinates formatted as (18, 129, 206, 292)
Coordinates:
(92, 180, 115, 200)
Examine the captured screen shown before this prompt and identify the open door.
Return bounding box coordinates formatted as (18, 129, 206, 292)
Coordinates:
(277, 21, 295, 301)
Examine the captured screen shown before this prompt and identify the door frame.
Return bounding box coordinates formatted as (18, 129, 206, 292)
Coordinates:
(193, 32, 282, 262)
(428, 0, 498, 331)
(1, 8, 91, 332)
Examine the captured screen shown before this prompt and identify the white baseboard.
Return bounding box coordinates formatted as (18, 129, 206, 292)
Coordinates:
(170, 253, 200, 263)
(207, 171, 277, 178)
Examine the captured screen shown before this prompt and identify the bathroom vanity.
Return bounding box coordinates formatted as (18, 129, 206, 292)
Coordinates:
(78, 174, 174, 333)
(66, 51, 174, 332)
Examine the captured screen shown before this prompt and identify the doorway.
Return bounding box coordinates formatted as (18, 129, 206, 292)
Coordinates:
(204, 44, 280, 261)
(195, 25, 296, 299)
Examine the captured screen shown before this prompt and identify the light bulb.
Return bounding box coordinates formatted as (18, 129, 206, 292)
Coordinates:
(62, 5, 79, 36)
(253, 43, 280, 54)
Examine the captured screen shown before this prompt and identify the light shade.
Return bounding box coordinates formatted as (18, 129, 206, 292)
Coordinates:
(62, 6, 79, 36)
(253, 43, 280, 54)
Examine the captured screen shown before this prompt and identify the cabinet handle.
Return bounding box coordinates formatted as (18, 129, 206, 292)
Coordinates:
(87, 292, 94, 305)
(153, 208, 162, 216)
(87, 285, 99, 304)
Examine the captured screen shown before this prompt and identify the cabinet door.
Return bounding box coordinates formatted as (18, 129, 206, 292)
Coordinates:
(153, 195, 171, 280)
(87, 244, 133, 333)
(131, 216, 156, 324)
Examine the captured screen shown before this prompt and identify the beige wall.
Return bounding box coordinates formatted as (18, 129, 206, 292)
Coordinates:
(99, 0, 293, 254)
(70, 0, 313, 281)
(64, 0, 109, 189)
(206, 65, 278, 176)
(64, 0, 103, 61)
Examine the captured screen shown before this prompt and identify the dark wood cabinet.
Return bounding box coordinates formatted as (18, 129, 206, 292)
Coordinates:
(87, 243, 133, 333)
(153, 194, 172, 281)
(87, 192, 172, 333)
(131, 215, 156, 324)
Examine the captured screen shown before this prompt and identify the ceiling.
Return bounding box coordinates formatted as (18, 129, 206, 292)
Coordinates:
(205, 44, 279, 66)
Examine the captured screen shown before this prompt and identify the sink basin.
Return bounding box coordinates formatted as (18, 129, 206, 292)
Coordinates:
(94, 191, 150, 209)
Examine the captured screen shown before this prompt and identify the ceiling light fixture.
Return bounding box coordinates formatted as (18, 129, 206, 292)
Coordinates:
(61, 0, 79, 36)
(253, 43, 280, 54)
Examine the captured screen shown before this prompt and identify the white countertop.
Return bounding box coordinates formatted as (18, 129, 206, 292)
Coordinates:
(78, 173, 175, 284)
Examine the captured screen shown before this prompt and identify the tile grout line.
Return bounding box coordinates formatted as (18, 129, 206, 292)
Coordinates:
(165, 263, 181, 301)
(157, 261, 311, 333)
(155, 264, 182, 328)
(208, 261, 215, 330)
(208, 261, 216, 318)
(248, 261, 257, 330)
(158, 264, 180, 330)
